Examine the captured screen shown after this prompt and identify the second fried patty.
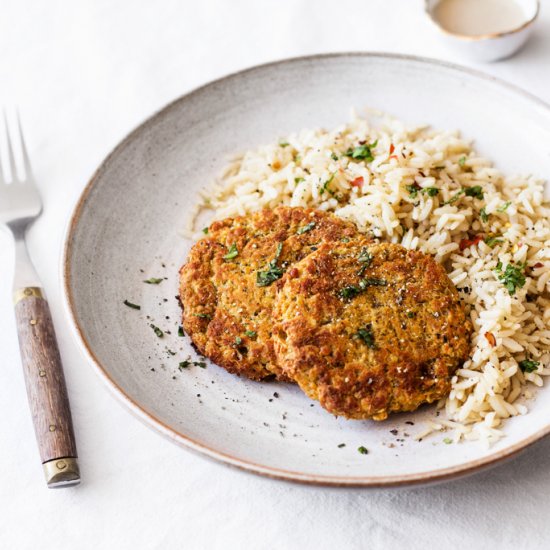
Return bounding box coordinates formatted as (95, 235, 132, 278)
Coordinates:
(272, 239, 472, 419)
(179, 207, 360, 381)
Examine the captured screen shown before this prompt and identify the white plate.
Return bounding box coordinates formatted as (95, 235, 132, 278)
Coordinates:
(63, 53, 550, 487)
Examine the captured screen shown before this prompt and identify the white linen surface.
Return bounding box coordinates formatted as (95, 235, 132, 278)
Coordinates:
(1, 1, 549, 549)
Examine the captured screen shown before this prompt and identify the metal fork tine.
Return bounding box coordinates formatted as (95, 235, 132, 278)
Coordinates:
(3, 110, 18, 183)
(16, 110, 32, 181)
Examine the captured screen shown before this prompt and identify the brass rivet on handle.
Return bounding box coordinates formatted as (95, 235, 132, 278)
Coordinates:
(49, 424, 56, 432)
(56, 460, 67, 470)
(30, 319, 37, 326)
(38, 370, 46, 377)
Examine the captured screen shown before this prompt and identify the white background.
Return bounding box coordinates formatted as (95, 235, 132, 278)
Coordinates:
(1, 1, 549, 549)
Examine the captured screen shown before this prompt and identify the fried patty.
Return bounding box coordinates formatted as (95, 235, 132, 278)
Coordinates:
(179, 207, 360, 381)
(272, 239, 472, 419)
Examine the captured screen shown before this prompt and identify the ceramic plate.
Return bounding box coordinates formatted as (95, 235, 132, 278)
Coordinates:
(63, 53, 550, 487)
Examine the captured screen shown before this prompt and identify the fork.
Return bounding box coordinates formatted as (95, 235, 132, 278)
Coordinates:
(0, 111, 80, 488)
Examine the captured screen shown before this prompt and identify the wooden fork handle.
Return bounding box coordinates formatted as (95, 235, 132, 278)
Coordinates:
(14, 287, 80, 487)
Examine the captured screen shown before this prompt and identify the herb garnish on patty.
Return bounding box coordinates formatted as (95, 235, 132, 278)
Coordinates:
(256, 242, 284, 287)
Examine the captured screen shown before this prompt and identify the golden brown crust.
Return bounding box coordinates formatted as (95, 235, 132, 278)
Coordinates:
(179, 207, 361, 381)
(273, 240, 472, 419)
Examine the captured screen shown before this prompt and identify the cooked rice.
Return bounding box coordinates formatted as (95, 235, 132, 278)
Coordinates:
(193, 110, 550, 446)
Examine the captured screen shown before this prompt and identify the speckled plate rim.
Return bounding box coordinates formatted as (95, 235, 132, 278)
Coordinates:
(62, 52, 550, 488)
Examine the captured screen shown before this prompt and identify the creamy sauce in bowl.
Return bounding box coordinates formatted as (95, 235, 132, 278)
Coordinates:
(433, 0, 528, 36)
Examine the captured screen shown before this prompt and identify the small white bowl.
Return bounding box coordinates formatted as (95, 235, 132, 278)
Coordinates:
(425, 0, 540, 62)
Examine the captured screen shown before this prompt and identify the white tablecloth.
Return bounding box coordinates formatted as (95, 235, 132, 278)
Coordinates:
(1, 1, 549, 548)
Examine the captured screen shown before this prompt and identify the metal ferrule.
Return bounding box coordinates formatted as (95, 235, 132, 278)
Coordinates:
(13, 286, 44, 305)
(43, 457, 80, 488)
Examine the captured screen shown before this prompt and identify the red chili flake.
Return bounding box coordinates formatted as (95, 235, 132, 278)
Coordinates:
(350, 176, 364, 188)
(485, 332, 496, 347)
(533, 262, 544, 269)
(459, 235, 483, 251)
(389, 155, 399, 161)
(389, 144, 395, 155)
(472, 234, 483, 246)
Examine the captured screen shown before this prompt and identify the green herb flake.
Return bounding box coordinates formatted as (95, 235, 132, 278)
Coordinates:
(178, 356, 207, 370)
(357, 249, 374, 276)
(256, 265, 283, 287)
(358, 248, 373, 266)
(444, 189, 464, 205)
(202, 227, 209, 235)
(123, 300, 141, 310)
(425, 187, 439, 197)
(234, 336, 243, 345)
(320, 173, 335, 195)
(340, 237, 350, 243)
(464, 186, 484, 200)
(406, 311, 415, 318)
(256, 243, 285, 287)
(406, 184, 420, 199)
(359, 278, 386, 289)
(178, 325, 184, 337)
(497, 201, 512, 213)
(223, 243, 239, 261)
(337, 443, 346, 448)
(480, 208, 489, 223)
(245, 330, 257, 338)
(331, 152, 339, 161)
(446, 185, 484, 204)
(484, 236, 503, 248)
(519, 359, 540, 373)
(167, 349, 176, 356)
(357, 446, 369, 455)
(294, 177, 305, 184)
(279, 140, 290, 148)
(494, 261, 526, 296)
(143, 277, 163, 285)
(193, 313, 211, 320)
(443, 438, 453, 444)
(458, 156, 466, 167)
(338, 285, 362, 300)
(296, 222, 316, 235)
(345, 140, 378, 162)
(354, 327, 375, 348)
(339, 278, 385, 300)
(150, 324, 164, 338)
